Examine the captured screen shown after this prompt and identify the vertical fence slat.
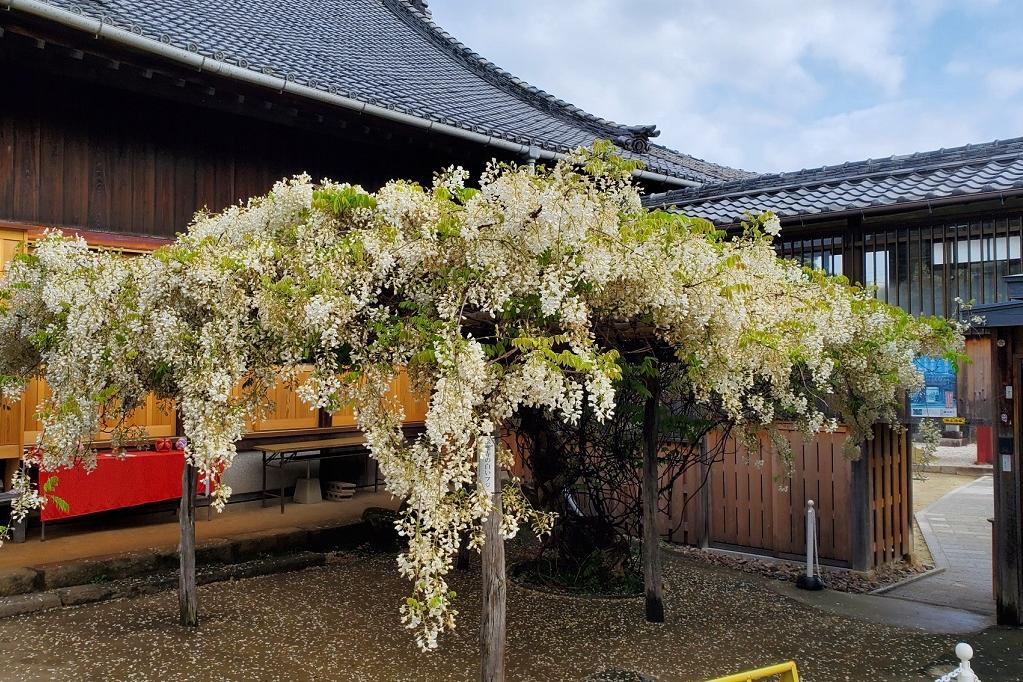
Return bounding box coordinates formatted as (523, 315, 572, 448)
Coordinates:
(661, 424, 909, 570)
(873, 438, 883, 566)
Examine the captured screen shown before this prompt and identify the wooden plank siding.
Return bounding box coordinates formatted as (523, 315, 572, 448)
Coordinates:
(661, 425, 907, 569)
(504, 423, 909, 570)
(0, 66, 480, 240)
(0, 73, 311, 238)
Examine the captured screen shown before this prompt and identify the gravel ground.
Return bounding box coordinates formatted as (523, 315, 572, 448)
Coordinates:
(931, 444, 980, 469)
(913, 472, 981, 511)
(0, 546, 984, 682)
(668, 544, 927, 593)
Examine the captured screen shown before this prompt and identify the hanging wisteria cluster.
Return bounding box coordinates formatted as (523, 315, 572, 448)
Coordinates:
(0, 143, 963, 649)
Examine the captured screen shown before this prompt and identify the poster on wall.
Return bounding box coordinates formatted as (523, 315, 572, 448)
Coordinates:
(909, 356, 958, 418)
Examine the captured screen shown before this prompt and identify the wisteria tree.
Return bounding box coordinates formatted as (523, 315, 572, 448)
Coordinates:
(0, 143, 963, 679)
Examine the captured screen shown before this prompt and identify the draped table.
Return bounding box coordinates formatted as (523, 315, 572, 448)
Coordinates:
(38, 450, 205, 535)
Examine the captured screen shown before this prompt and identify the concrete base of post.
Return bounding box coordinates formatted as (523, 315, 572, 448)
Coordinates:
(796, 574, 825, 591)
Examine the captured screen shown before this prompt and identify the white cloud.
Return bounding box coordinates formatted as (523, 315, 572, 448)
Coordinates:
(756, 101, 983, 170)
(986, 67, 1023, 100)
(428, 0, 1021, 173)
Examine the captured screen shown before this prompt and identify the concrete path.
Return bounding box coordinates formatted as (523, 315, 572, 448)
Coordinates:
(769, 581, 992, 634)
(887, 475, 995, 615)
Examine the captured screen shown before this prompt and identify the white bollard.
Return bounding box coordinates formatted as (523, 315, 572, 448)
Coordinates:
(956, 642, 976, 682)
(796, 499, 824, 590)
(806, 500, 815, 579)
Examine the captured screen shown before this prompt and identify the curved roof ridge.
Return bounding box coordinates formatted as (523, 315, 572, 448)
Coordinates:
(8, 0, 750, 183)
(385, 0, 660, 146)
(643, 140, 756, 181)
(648, 135, 1023, 207)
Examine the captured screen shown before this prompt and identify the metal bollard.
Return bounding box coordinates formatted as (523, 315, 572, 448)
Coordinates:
(796, 499, 824, 590)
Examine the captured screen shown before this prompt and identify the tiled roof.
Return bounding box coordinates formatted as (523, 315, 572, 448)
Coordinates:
(645, 137, 1023, 223)
(14, 0, 750, 184)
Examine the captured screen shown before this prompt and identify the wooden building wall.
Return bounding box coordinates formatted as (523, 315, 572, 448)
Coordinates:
(0, 66, 477, 239)
(0, 54, 453, 487)
(960, 336, 994, 426)
(510, 422, 911, 570)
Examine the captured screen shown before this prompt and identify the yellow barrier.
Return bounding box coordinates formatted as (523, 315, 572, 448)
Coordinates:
(706, 661, 800, 682)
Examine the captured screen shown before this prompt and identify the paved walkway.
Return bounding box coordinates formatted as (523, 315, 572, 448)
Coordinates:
(887, 475, 994, 615)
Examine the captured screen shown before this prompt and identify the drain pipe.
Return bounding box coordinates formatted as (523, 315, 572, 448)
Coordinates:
(4, 0, 701, 189)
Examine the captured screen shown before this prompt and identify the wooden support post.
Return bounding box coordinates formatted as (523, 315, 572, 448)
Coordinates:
(455, 502, 471, 571)
(993, 329, 1023, 625)
(178, 461, 199, 627)
(480, 435, 505, 682)
(698, 435, 711, 549)
(848, 450, 872, 572)
(642, 375, 664, 623)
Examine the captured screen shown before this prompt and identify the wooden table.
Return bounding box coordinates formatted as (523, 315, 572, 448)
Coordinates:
(253, 434, 372, 514)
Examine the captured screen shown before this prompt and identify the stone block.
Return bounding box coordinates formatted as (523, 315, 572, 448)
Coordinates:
(228, 552, 325, 581)
(230, 527, 308, 562)
(196, 537, 235, 565)
(292, 477, 322, 504)
(39, 552, 160, 589)
(301, 520, 369, 552)
(0, 592, 60, 619)
(57, 584, 114, 606)
(0, 567, 41, 596)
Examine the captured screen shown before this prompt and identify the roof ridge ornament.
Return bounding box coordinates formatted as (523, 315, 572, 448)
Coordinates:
(614, 124, 660, 154)
(408, 0, 431, 18)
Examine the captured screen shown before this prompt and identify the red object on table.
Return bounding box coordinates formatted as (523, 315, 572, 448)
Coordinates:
(38, 450, 204, 522)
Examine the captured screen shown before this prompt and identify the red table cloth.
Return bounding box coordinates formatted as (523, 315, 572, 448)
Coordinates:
(38, 450, 205, 521)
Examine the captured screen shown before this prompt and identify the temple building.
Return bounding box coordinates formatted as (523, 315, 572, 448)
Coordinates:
(0, 0, 744, 493)
(1, 1, 1021, 594)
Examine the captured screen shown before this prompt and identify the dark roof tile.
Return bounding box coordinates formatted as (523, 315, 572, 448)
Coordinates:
(645, 137, 1023, 223)
(22, 0, 752, 183)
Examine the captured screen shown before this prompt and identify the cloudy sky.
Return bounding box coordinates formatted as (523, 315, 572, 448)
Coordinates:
(429, 0, 1023, 174)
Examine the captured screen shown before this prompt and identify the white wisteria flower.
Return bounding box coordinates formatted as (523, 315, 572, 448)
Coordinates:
(0, 142, 965, 650)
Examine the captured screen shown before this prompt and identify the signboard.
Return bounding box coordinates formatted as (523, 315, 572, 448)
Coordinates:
(910, 356, 958, 418)
(479, 436, 496, 494)
(943, 416, 966, 425)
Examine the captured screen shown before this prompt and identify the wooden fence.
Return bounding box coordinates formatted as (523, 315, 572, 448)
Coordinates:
(658, 424, 911, 568)
(509, 422, 913, 570)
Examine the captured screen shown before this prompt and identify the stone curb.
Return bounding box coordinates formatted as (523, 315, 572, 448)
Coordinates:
(0, 518, 369, 602)
(0, 551, 330, 619)
(869, 565, 946, 595)
(919, 464, 991, 476)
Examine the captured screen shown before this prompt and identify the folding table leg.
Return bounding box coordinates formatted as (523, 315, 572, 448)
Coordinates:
(280, 455, 287, 514)
(261, 452, 267, 508)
